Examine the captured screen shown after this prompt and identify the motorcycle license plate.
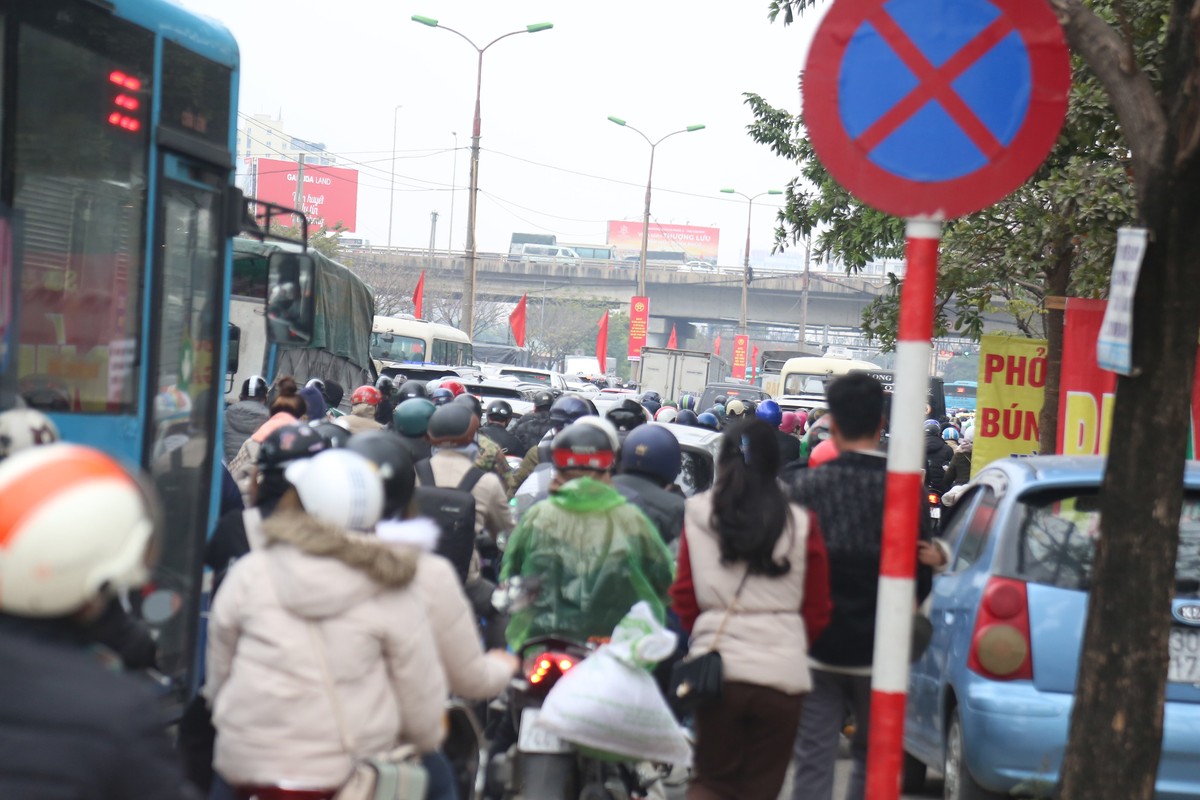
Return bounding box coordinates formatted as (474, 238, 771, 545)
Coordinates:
(1168, 627, 1200, 683)
(929, 507, 941, 519)
(518, 708, 571, 754)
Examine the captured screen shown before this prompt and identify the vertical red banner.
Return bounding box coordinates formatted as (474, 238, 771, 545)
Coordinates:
(597, 311, 609, 374)
(751, 345, 759, 380)
(732, 334, 750, 379)
(628, 296, 649, 360)
(509, 294, 528, 347)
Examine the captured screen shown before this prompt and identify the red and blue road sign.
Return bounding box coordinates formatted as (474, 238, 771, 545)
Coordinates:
(803, 0, 1070, 219)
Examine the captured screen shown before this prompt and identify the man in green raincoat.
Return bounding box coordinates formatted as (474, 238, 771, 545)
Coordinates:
(500, 417, 674, 652)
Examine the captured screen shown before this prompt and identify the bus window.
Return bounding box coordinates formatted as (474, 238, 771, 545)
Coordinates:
(783, 373, 830, 395)
(371, 331, 425, 362)
(13, 19, 153, 412)
(432, 338, 471, 366)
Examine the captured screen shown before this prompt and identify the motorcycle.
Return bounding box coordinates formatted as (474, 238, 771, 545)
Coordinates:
(926, 488, 943, 533)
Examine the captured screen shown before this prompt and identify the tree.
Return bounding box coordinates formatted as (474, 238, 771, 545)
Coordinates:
(766, 2, 1195, 797)
(266, 221, 348, 262)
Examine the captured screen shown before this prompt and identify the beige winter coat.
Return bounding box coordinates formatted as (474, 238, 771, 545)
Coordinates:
(205, 511, 447, 789)
(684, 491, 814, 695)
(425, 448, 513, 539)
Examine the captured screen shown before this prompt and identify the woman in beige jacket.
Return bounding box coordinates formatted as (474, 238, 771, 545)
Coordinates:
(205, 449, 446, 797)
(670, 419, 832, 800)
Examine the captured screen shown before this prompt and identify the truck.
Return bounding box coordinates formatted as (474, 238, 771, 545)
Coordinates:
(639, 347, 726, 401)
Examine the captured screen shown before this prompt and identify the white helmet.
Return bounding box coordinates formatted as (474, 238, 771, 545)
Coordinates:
(0, 408, 61, 460)
(571, 415, 621, 453)
(0, 444, 155, 616)
(285, 449, 384, 532)
(654, 407, 678, 424)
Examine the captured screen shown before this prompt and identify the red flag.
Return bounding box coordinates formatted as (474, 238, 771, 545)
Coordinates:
(752, 345, 759, 380)
(713, 333, 721, 356)
(666, 324, 678, 349)
(597, 311, 609, 374)
(412, 271, 426, 319)
(509, 294, 528, 347)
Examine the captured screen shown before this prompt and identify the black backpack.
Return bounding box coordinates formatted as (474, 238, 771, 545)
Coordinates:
(414, 459, 485, 583)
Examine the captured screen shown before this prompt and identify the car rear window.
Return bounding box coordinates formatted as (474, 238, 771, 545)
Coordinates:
(503, 370, 550, 385)
(1014, 491, 1200, 595)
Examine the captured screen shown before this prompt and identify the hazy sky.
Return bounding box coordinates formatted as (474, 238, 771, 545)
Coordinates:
(182, 0, 823, 266)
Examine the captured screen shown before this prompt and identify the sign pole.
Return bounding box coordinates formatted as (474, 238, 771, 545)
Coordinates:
(866, 217, 941, 800)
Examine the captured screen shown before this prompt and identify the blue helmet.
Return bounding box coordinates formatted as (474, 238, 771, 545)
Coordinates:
(429, 387, 455, 406)
(619, 425, 682, 485)
(755, 399, 783, 428)
(943, 427, 961, 441)
(676, 409, 699, 427)
(713, 403, 726, 419)
(696, 412, 720, 431)
(678, 394, 698, 412)
(549, 395, 592, 429)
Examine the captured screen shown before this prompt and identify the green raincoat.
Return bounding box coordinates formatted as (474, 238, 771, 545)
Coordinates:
(500, 477, 674, 652)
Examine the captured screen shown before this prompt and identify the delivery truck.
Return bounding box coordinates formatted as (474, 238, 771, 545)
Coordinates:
(640, 347, 726, 401)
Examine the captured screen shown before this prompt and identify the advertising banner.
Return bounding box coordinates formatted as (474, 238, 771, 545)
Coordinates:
(732, 335, 750, 380)
(606, 221, 720, 262)
(1096, 228, 1148, 376)
(973, 334, 1047, 476)
(628, 296, 649, 360)
(253, 157, 359, 231)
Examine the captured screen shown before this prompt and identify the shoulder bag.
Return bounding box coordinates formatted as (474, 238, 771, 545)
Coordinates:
(668, 569, 750, 715)
(306, 623, 429, 800)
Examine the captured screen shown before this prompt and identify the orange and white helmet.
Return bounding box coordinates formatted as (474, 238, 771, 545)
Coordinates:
(0, 408, 61, 460)
(0, 444, 156, 616)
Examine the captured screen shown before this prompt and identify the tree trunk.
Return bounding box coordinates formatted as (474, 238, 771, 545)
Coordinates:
(1060, 176, 1200, 798)
(1038, 242, 1073, 455)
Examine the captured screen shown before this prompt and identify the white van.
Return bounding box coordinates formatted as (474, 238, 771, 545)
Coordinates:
(514, 243, 581, 264)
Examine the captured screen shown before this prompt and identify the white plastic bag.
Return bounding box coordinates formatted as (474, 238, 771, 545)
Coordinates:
(537, 602, 692, 766)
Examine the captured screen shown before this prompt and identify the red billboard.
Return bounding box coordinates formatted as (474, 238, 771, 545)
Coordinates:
(607, 221, 720, 262)
(628, 296, 649, 360)
(732, 335, 750, 379)
(253, 157, 359, 232)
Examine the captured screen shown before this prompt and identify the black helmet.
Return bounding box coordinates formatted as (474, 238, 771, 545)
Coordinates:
(549, 395, 591, 429)
(676, 409, 699, 427)
(453, 392, 483, 418)
(429, 387, 455, 406)
(397, 381, 427, 401)
(486, 400, 514, 423)
(552, 418, 617, 472)
(696, 412, 720, 431)
(532, 390, 554, 410)
(393, 398, 436, 437)
(619, 425, 682, 485)
(345, 431, 416, 519)
(313, 421, 351, 449)
(641, 390, 662, 404)
(605, 398, 648, 434)
(376, 375, 397, 397)
(714, 394, 728, 406)
(427, 403, 478, 444)
(257, 423, 326, 470)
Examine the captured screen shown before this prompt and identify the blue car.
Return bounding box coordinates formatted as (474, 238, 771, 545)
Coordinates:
(903, 456, 1200, 799)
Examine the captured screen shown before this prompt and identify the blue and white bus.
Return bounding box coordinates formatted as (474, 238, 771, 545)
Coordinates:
(0, 0, 299, 698)
(945, 380, 979, 412)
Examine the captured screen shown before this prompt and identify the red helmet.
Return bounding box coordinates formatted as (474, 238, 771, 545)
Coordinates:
(440, 379, 466, 398)
(351, 385, 382, 406)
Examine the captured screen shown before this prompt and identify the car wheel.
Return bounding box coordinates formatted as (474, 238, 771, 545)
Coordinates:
(945, 709, 1004, 800)
(903, 751, 927, 793)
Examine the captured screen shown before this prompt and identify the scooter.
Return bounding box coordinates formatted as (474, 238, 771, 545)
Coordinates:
(926, 488, 943, 533)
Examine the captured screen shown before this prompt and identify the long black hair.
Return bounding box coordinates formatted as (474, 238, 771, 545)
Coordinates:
(709, 419, 792, 577)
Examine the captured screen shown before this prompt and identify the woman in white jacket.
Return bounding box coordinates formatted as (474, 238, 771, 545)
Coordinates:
(206, 449, 447, 798)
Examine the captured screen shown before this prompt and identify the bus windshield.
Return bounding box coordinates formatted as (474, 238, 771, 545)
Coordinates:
(783, 373, 832, 395)
(371, 331, 426, 362)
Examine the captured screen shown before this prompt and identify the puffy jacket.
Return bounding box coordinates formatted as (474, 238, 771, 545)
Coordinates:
(612, 472, 686, 544)
(227, 411, 299, 501)
(0, 615, 198, 800)
(223, 400, 268, 463)
(923, 431, 955, 493)
(511, 410, 554, 453)
(944, 441, 973, 487)
(480, 424, 524, 457)
(500, 477, 674, 652)
(336, 406, 384, 435)
(205, 511, 446, 789)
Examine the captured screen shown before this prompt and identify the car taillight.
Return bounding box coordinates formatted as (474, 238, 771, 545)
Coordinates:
(525, 651, 576, 692)
(968, 577, 1033, 680)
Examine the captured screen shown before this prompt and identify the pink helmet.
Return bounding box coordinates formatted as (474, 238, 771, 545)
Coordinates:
(808, 438, 840, 469)
(780, 411, 799, 434)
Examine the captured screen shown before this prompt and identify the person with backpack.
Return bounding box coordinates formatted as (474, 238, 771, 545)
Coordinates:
(510, 390, 555, 452)
(923, 419, 955, 494)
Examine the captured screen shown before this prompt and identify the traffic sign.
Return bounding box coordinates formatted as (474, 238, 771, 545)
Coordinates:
(803, 0, 1070, 219)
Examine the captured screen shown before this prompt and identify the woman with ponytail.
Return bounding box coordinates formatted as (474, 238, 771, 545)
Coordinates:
(227, 376, 307, 502)
(670, 418, 832, 800)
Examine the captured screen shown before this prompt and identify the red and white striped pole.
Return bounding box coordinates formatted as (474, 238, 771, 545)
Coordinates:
(865, 217, 941, 799)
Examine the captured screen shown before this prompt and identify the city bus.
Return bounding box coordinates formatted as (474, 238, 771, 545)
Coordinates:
(0, 0, 300, 701)
(944, 379, 978, 412)
(371, 315, 474, 368)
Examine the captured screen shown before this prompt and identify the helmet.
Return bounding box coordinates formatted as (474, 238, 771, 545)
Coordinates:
(258, 423, 327, 470)
(243, 375, 269, 399)
(676, 409, 699, 427)
(574, 416, 621, 453)
(755, 399, 783, 428)
(0, 409, 61, 460)
(549, 396, 591, 429)
(552, 418, 618, 471)
(654, 407, 678, 423)
(0, 444, 155, 616)
(696, 412, 720, 431)
(808, 438, 839, 468)
(943, 427, 961, 441)
(712, 403, 726, 419)
(641, 395, 662, 416)
(725, 399, 748, 418)
(605, 398, 648, 434)
(440, 379, 466, 398)
(486, 400, 514, 424)
(427, 403, 478, 444)
(780, 411, 799, 434)
(305, 377, 326, 394)
(396, 381, 428, 401)
(619, 425, 682, 485)
(313, 421, 351, 449)
(351, 385, 382, 406)
(531, 390, 554, 410)
(429, 388, 455, 406)
(642, 391, 662, 405)
(345, 431, 416, 519)
(714, 394, 728, 406)
(678, 394, 698, 412)
(924, 419, 942, 433)
(393, 398, 437, 437)
(285, 449, 384, 532)
(453, 393, 483, 418)
(375, 375, 397, 397)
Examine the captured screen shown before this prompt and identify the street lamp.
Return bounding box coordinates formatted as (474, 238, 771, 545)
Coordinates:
(607, 117, 705, 298)
(448, 131, 458, 254)
(413, 15, 553, 337)
(720, 188, 782, 334)
(387, 104, 402, 250)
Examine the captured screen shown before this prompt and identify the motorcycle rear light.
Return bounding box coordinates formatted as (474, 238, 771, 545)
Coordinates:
(968, 577, 1033, 681)
(928, 493, 940, 504)
(524, 651, 576, 690)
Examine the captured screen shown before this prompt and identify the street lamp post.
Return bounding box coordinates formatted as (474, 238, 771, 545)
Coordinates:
(720, 188, 783, 334)
(608, 117, 705, 298)
(448, 131, 458, 254)
(413, 16, 553, 338)
(387, 105, 402, 250)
